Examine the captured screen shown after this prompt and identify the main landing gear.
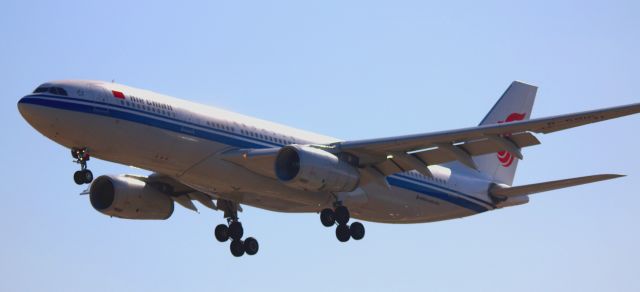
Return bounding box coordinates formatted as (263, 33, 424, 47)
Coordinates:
(72, 148, 93, 185)
(214, 200, 259, 257)
(320, 205, 365, 242)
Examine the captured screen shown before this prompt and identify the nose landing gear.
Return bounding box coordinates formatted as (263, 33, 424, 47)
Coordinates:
(320, 205, 366, 242)
(72, 148, 93, 185)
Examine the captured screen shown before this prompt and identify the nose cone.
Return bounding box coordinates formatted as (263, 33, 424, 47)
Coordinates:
(17, 96, 35, 122)
(17, 95, 60, 142)
(17, 95, 49, 131)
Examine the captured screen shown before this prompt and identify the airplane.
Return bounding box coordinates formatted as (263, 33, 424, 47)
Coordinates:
(17, 80, 640, 257)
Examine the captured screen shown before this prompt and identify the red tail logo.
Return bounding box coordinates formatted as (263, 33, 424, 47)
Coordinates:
(496, 113, 526, 167)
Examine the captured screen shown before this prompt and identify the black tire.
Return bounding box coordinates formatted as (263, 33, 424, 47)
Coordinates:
(230, 240, 245, 257)
(244, 237, 259, 256)
(82, 170, 93, 184)
(350, 222, 365, 240)
(71, 149, 78, 159)
(73, 171, 84, 185)
(336, 224, 351, 242)
(229, 221, 244, 241)
(320, 208, 335, 227)
(214, 224, 229, 242)
(334, 206, 350, 225)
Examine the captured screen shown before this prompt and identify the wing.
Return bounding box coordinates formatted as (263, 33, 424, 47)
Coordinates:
(330, 102, 640, 177)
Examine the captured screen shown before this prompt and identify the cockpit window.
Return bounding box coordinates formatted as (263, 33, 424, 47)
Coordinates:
(33, 86, 49, 93)
(33, 86, 68, 96)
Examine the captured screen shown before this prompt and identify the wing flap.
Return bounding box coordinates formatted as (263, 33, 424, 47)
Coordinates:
(398, 133, 540, 169)
(391, 153, 433, 177)
(490, 174, 625, 197)
(173, 195, 199, 212)
(375, 159, 405, 176)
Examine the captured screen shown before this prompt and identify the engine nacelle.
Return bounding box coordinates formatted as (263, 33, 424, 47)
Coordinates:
(275, 145, 360, 192)
(89, 175, 174, 220)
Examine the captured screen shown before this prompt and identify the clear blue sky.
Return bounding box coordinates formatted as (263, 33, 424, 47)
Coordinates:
(2, 1, 639, 291)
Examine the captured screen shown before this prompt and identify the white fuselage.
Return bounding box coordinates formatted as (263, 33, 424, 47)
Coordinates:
(18, 80, 526, 223)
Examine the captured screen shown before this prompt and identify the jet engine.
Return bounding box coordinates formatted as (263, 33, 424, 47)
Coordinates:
(275, 145, 360, 192)
(89, 175, 174, 220)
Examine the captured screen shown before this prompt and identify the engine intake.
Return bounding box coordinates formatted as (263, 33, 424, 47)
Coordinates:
(89, 175, 174, 220)
(275, 145, 360, 192)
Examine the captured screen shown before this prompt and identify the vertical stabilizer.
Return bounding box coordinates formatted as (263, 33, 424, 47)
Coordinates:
(473, 81, 537, 185)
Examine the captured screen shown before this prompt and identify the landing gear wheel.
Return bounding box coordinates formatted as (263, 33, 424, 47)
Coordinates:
(230, 240, 245, 257)
(244, 237, 259, 255)
(73, 171, 84, 185)
(71, 148, 92, 185)
(320, 208, 335, 227)
(81, 169, 93, 184)
(214, 224, 229, 242)
(229, 221, 244, 241)
(350, 222, 365, 240)
(334, 206, 350, 225)
(336, 224, 351, 242)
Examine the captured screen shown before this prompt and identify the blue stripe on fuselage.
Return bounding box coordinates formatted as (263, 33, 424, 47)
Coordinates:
(18, 94, 494, 213)
(387, 176, 489, 213)
(394, 173, 495, 209)
(21, 94, 282, 148)
(19, 96, 269, 149)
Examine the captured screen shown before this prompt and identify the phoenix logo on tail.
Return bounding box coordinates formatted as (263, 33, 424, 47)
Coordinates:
(496, 112, 526, 167)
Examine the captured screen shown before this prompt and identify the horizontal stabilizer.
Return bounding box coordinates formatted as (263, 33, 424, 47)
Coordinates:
(490, 174, 625, 197)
